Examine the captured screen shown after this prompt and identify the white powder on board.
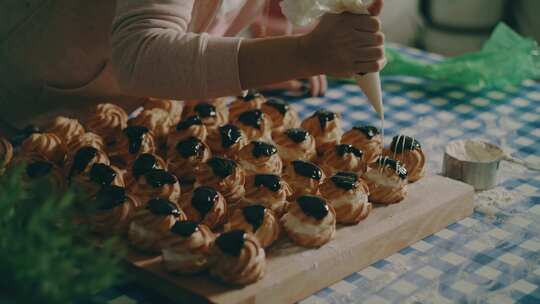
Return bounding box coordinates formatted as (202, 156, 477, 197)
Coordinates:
(474, 187, 526, 217)
(446, 139, 504, 162)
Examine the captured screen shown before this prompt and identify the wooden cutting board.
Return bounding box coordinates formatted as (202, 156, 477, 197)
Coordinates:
(126, 174, 474, 304)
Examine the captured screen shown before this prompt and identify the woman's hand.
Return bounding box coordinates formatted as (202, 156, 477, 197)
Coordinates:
(298, 1, 385, 77)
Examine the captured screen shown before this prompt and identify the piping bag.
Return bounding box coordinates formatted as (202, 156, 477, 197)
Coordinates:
(280, 0, 384, 117)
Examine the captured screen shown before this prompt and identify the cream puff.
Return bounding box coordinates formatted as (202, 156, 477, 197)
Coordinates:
(109, 125, 156, 167)
(20, 133, 67, 166)
(319, 172, 371, 225)
(237, 141, 283, 175)
(273, 128, 317, 164)
(229, 90, 266, 121)
(301, 109, 343, 155)
(66, 146, 110, 181)
(362, 156, 408, 205)
(341, 125, 382, 164)
(243, 174, 292, 216)
(319, 144, 366, 176)
(182, 186, 227, 229)
(47, 116, 85, 147)
(68, 132, 105, 154)
(130, 108, 174, 146)
(224, 205, 280, 248)
(161, 220, 215, 274)
(71, 163, 125, 197)
(128, 198, 187, 253)
(283, 160, 325, 198)
(0, 137, 13, 175)
(85, 103, 128, 145)
(167, 115, 208, 148)
(89, 185, 140, 235)
(168, 137, 211, 182)
(261, 97, 300, 133)
(195, 157, 246, 204)
(210, 230, 266, 285)
(125, 153, 168, 186)
(130, 169, 181, 206)
(185, 100, 229, 131)
(384, 135, 426, 182)
(281, 195, 336, 247)
(24, 159, 67, 192)
(206, 124, 248, 159)
(143, 98, 183, 125)
(235, 109, 273, 141)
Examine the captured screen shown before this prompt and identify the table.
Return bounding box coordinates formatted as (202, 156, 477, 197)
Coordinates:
(95, 45, 540, 304)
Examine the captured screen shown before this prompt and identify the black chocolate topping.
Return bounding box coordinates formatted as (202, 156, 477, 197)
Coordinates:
(207, 157, 237, 178)
(194, 103, 216, 118)
(219, 124, 242, 148)
(313, 109, 336, 130)
(265, 98, 289, 115)
(376, 156, 408, 179)
(215, 229, 246, 256)
(254, 174, 281, 192)
(353, 125, 379, 139)
(69, 146, 98, 179)
(242, 205, 266, 231)
(144, 169, 177, 188)
(171, 220, 199, 237)
(123, 125, 149, 154)
(147, 198, 181, 216)
(251, 141, 277, 158)
(292, 160, 322, 180)
(239, 89, 262, 101)
(390, 135, 421, 153)
(176, 115, 203, 131)
(336, 144, 363, 157)
(89, 163, 117, 186)
(330, 171, 359, 191)
(176, 137, 204, 158)
(238, 110, 264, 129)
(96, 185, 127, 210)
(26, 161, 53, 178)
(191, 186, 218, 217)
(11, 124, 40, 147)
(297, 195, 329, 220)
(285, 128, 309, 143)
(132, 153, 159, 178)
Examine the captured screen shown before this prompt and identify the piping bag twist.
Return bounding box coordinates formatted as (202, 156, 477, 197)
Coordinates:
(280, 0, 384, 117)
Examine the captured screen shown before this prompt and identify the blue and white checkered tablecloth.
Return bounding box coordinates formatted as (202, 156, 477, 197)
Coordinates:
(96, 46, 540, 304)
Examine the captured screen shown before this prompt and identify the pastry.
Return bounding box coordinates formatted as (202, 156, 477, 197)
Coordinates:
(319, 172, 371, 225)
(0, 137, 13, 175)
(243, 174, 292, 216)
(273, 128, 317, 164)
(23, 159, 67, 192)
(143, 98, 183, 125)
(125, 153, 168, 186)
(341, 125, 382, 164)
(384, 135, 426, 182)
(109, 125, 156, 167)
(88, 185, 140, 235)
(206, 124, 248, 159)
(237, 141, 283, 175)
(319, 144, 366, 176)
(184, 100, 229, 131)
(66, 146, 110, 181)
(47, 116, 85, 147)
(182, 186, 228, 229)
(224, 205, 280, 248)
(129, 108, 174, 146)
(261, 97, 300, 133)
(20, 133, 67, 165)
(9, 124, 40, 147)
(68, 132, 105, 154)
(168, 137, 212, 183)
(167, 115, 208, 148)
(362, 156, 408, 205)
(71, 163, 125, 197)
(283, 160, 325, 198)
(161, 220, 215, 274)
(195, 157, 246, 204)
(85, 103, 128, 145)
(210, 230, 266, 285)
(281, 195, 336, 247)
(229, 90, 265, 121)
(128, 198, 187, 253)
(300, 109, 343, 155)
(130, 169, 181, 206)
(234, 109, 273, 141)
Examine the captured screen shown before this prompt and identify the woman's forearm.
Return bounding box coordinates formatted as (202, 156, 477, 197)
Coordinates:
(238, 35, 311, 90)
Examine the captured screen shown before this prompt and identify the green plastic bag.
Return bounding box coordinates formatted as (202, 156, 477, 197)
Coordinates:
(379, 23, 540, 88)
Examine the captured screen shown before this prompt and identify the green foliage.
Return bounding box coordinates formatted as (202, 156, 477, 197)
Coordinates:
(0, 166, 123, 303)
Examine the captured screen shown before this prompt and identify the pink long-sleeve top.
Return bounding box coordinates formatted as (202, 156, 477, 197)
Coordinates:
(0, 0, 266, 126)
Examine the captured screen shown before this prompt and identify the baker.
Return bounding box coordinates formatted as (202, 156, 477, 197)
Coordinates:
(0, 0, 385, 130)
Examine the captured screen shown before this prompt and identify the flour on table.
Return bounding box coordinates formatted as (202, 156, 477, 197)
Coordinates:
(474, 187, 526, 217)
